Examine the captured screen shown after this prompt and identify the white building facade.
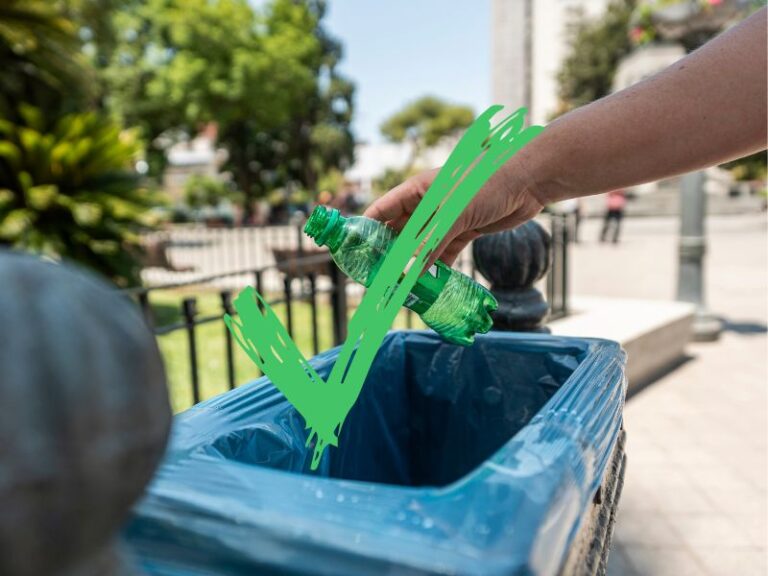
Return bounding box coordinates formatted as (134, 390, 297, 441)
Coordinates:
(492, 0, 610, 125)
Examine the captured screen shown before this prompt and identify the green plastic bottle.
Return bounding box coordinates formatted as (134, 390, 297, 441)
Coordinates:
(304, 205, 497, 346)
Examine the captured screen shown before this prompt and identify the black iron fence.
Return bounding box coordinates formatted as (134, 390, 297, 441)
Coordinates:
(547, 213, 570, 321)
(126, 215, 570, 409)
(124, 252, 349, 406)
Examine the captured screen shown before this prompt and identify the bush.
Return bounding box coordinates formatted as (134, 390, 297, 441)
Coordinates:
(0, 105, 162, 286)
(183, 174, 239, 210)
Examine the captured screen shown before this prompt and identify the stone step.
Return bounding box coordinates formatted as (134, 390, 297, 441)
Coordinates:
(549, 296, 695, 392)
(577, 188, 764, 218)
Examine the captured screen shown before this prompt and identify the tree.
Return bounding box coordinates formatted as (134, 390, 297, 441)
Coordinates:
(380, 96, 474, 171)
(256, 0, 355, 199)
(554, 0, 637, 118)
(60, 0, 139, 69)
(721, 150, 768, 182)
(0, 106, 162, 286)
(0, 1, 163, 285)
(184, 175, 238, 209)
(373, 167, 413, 197)
(104, 0, 354, 218)
(0, 0, 92, 119)
(317, 168, 345, 196)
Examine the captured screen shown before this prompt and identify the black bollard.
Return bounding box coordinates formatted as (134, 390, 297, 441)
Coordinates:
(472, 220, 552, 331)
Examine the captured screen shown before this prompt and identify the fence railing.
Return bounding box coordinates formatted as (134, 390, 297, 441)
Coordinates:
(125, 253, 351, 406)
(128, 215, 570, 409)
(139, 222, 481, 292)
(547, 213, 570, 321)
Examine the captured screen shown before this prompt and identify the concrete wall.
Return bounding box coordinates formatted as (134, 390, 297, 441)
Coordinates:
(492, 0, 610, 124)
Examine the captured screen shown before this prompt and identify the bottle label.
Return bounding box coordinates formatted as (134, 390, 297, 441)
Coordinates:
(404, 262, 450, 315)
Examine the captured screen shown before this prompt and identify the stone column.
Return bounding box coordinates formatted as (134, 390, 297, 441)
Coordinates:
(677, 171, 722, 341)
(472, 220, 552, 331)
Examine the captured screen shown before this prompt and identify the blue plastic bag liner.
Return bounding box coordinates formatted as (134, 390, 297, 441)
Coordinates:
(123, 331, 626, 576)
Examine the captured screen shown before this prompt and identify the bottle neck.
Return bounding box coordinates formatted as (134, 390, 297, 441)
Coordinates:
(304, 205, 346, 251)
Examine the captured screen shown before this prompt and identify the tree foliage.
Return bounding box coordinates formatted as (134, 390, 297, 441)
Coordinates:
(0, 0, 92, 119)
(0, 0, 162, 285)
(0, 106, 161, 285)
(103, 0, 354, 214)
(0, 0, 358, 283)
(373, 168, 412, 197)
(554, 0, 637, 118)
(380, 96, 474, 170)
(720, 151, 768, 182)
(184, 175, 238, 209)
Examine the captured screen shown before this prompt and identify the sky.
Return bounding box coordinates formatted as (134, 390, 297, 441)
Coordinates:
(323, 1, 491, 144)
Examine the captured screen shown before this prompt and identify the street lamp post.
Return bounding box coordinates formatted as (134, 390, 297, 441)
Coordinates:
(677, 170, 722, 341)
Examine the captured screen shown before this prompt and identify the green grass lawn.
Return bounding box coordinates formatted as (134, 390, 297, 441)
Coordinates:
(147, 289, 425, 412)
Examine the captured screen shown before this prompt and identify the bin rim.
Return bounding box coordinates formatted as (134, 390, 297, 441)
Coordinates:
(127, 330, 628, 576)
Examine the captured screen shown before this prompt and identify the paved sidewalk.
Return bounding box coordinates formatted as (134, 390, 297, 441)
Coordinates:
(567, 214, 767, 576)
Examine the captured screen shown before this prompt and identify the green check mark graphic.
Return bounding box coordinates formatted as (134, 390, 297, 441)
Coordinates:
(225, 106, 543, 469)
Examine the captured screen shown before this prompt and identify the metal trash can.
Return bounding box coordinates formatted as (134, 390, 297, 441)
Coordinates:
(123, 331, 627, 576)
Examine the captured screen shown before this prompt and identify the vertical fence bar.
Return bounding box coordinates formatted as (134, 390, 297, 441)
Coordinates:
(546, 213, 570, 320)
(220, 290, 236, 390)
(283, 276, 294, 337)
(547, 215, 557, 316)
(561, 214, 569, 316)
(296, 222, 304, 256)
(182, 298, 201, 405)
(330, 264, 348, 345)
(308, 273, 319, 355)
(555, 215, 564, 316)
(255, 270, 263, 297)
(406, 309, 413, 329)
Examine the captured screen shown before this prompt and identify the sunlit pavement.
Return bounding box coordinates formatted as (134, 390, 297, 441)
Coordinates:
(568, 214, 767, 576)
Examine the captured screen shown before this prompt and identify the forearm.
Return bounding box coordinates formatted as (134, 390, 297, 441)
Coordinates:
(513, 8, 767, 204)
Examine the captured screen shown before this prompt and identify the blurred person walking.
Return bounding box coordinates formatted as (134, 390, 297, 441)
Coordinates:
(600, 190, 627, 244)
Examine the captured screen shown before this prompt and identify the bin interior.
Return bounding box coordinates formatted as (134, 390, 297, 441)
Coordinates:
(200, 332, 587, 488)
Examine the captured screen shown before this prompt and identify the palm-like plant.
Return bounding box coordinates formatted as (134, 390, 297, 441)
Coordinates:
(0, 106, 162, 286)
(0, 0, 91, 117)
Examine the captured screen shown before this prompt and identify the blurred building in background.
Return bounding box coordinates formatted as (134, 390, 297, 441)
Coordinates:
(492, 0, 610, 125)
(163, 124, 229, 204)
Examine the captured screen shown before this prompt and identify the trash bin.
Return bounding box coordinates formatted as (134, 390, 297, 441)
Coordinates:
(123, 331, 627, 576)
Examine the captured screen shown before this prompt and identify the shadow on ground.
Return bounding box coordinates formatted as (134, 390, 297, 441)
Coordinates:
(626, 354, 696, 401)
(718, 317, 768, 335)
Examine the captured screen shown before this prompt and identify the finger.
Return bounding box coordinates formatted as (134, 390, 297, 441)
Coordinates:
(426, 201, 541, 269)
(387, 212, 412, 233)
(474, 202, 543, 235)
(439, 235, 475, 266)
(363, 186, 415, 223)
(425, 226, 480, 270)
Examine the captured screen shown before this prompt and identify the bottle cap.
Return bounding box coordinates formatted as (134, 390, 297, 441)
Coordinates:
(304, 205, 340, 247)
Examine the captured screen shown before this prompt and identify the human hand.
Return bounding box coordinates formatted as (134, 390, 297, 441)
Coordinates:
(363, 159, 544, 266)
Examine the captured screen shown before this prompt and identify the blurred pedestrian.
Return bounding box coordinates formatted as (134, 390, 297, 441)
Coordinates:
(600, 190, 626, 244)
